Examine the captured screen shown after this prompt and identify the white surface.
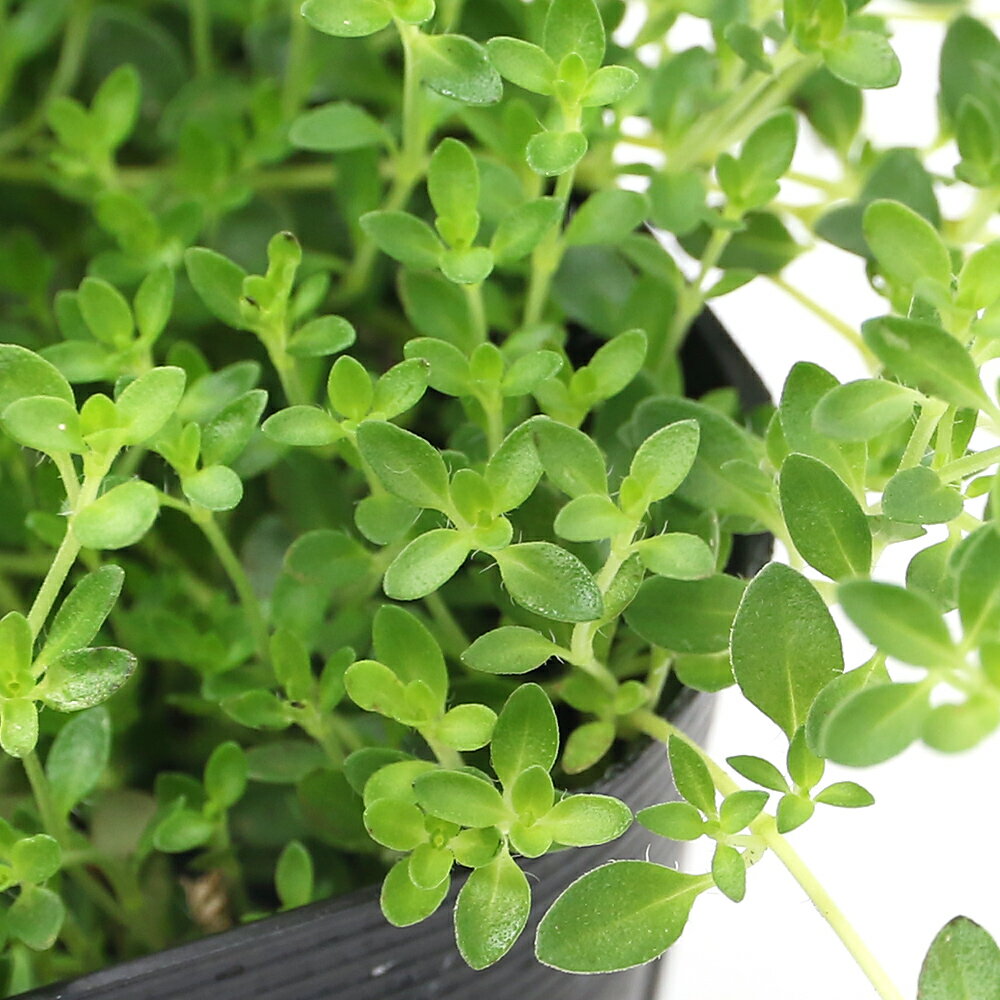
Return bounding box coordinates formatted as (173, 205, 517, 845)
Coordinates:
(655, 5, 1000, 999)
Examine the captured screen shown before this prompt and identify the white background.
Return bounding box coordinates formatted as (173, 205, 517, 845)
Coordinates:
(647, 3, 1000, 998)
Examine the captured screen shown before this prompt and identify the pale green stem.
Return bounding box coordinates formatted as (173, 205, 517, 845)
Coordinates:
(785, 170, 848, 196)
(22, 753, 136, 938)
(630, 711, 906, 1000)
(670, 49, 820, 172)
(26, 531, 81, 638)
(0, 159, 340, 192)
(423, 734, 463, 769)
(938, 444, 1000, 483)
(480, 389, 505, 455)
(282, 0, 312, 118)
(523, 161, 578, 328)
(932, 407, 956, 470)
(190, 511, 269, 663)
(768, 276, 874, 363)
(655, 223, 734, 375)
(464, 283, 488, 343)
(339, 21, 426, 302)
(568, 534, 635, 693)
(51, 452, 80, 507)
(951, 186, 1000, 246)
(26, 460, 108, 637)
(424, 591, 470, 659)
(265, 341, 309, 407)
(899, 400, 947, 472)
(189, 0, 213, 79)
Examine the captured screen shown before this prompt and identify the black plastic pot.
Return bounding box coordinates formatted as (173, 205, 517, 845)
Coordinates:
(20, 313, 771, 1000)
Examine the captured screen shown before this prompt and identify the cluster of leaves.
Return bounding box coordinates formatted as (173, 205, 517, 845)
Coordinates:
(0, 0, 999, 997)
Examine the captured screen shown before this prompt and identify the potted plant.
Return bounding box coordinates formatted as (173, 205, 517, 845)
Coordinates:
(0, 0, 998, 997)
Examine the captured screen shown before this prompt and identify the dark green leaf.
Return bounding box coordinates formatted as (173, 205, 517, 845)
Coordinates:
(301, 0, 391, 37)
(486, 37, 556, 96)
(565, 190, 648, 247)
(918, 916, 1000, 1000)
(536, 861, 710, 972)
(541, 794, 631, 846)
(637, 801, 705, 840)
(731, 564, 843, 737)
(184, 248, 248, 329)
(883, 467, 963, 525)
(626, 575, 745, 654)
(813, 379, 916, 441)
(823, 31, 900, 89)
(39, 565, 124, 666)
(526, 131, 588, 177)
(40, 646, 137, 711)
(543, 0, 606, 73)
(383, 529, 471, 600)
(9, 886, 64, 951)
(289, 102, 388, 151)
(419, 34, 502, 105)
(820, 681, 932, 765)
(462, 627, 561, 675)
(357, 421, 451, 511)
(374, 604, 447, 703)
(668, 735, 715, 815)
(495, 542, 603, 623)
(711, 843, 746, 902)
(779, 453, 871, 579)
(359, 212, 442, 270)
(839, 580, 958, 667)
(1, 396, 83, 454)
(862, 316, 988, 411)
(46, 708, 110, 818)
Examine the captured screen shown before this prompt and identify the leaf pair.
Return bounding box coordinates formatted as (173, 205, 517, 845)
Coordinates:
(0, 569, 134, 758)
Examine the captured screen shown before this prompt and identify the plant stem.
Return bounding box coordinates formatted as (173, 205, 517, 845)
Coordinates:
(188, 0, 213, 79)
(465, 283, 488, 343)
(423, 591, 470, 659)
(26, 461, 108, 638)
(523, 166, 577, 328)
(338, 20, 426, 302)
(768, 275, 874, 363)
(26, 531, 81, 638)
(759, 820, 906, 1000)
(424, 735, 463, 769)
(190, 511, 270, 663)
(938, 444, 1000, 483)
(655, 222, 734, 375)
(899, 400, 947, 472)
(282, 0, 312, 119)
(22, 754, 135, 938)
(0, 0, 93, 156)
(630, 711, 905, 1000)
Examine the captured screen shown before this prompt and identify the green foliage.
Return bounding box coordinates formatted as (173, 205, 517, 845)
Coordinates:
(1, 0, 999, 993)
(536, 862, 711, 972)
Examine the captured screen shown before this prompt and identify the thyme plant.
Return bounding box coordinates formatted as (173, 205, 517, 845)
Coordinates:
(0, 0, 998, 996)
